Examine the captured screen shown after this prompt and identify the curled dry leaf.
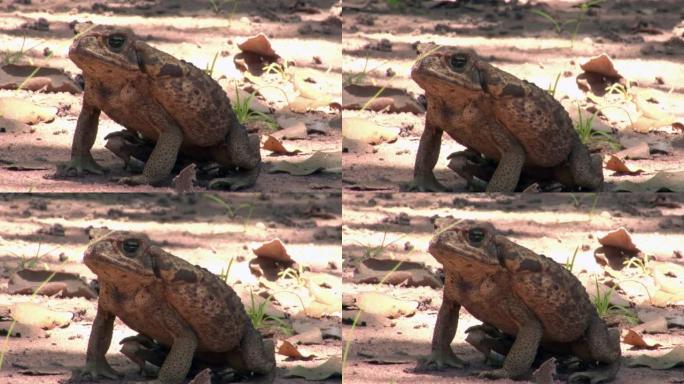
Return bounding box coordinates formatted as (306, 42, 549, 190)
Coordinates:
(580, 54, 622, 79)
(0, 97, 56, 124)
(342, 310, 392, 327)
(614, 171, 684, 192)
(356, 292, 417, 318)
(623, 329, 661, 350)
(605, 155, 644, 175)
(12, 303, 72, 330)
(263, 135, 301, 155)
(268, 151, 341, 176)
(252, 239, 292, 262)
(532, 357, 557, 384)
(632, 316, 668, 334)
(284, 356, 342, 380)
(614, 142, 650, 160)
(172, 163, 196, 193)
(598, 227, 639, 253)
(277, 339, 315, 360)
(342, 117, 399, 145)
(9, 269, 97, 299)
(0, 64, 82, 94)
(237, 33, 279, 59)
(626, 346, 684, 369)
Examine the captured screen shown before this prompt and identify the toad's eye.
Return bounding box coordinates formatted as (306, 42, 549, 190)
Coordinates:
(122, 238, 140, 255)
(467, 228, 485, 245)
(107, 34, 126, 50)
(449, 54, 468, 71)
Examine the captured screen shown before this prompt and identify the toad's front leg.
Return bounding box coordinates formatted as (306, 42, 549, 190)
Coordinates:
(486, 125, 525, 192)
(416, 292, 468, 371)
(119, 109, 183, 186)
(407, 120, 448, 192)
(57, 102, 107, 177)
(152, 308, 198, 384)
(78, 307, 121, 380)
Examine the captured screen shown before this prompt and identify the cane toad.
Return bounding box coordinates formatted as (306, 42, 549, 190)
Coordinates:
(61, 25, 260, 189)
(79, 231, 275, 384)
(409, 45, 603, 192)
(418, 220, 620, 383)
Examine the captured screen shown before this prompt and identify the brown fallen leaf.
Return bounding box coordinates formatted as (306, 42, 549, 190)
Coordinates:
(532, 357, 556, 384)
(352, 258, 441, 288)
(598, 227, 640, 253)
(237, 33, 279, 59)
(172, 164, 196, 193)
(614, 142, 650, 160)
(9, 269, 97, 299)
(268, 151, 341, 176)
(605, 155, 644, 175)
(342, 84, 425, 114)
(633, 316, 668, 334)
(580, 53, 622, 79)
(187, 368, 212, 384)
(252, 239, 291, 262)
(0, 64, 81, 94)
(288, 95, 333, 113)
(342, 310, 392, 327)
(274, 116, 308, 139)
(277, 340, 315, 360)
(263, 135, 301, 156)
(652, 261, 684, 294)
(623, 329, 661, 349)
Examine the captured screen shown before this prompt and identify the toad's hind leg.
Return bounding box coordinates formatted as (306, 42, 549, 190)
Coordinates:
(486, 126, 525, 192)
(569, 316, 621, 384)
(567, 136, 604, 191)
(210, 132, 261, 190)
(240, 327, 275, 383)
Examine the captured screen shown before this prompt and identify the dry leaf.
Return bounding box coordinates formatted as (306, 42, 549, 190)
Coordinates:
(356, 292, 417, 318)
(277, 340, 315, 360)
(172, 164, 196, 193)
(12, 303, 72, 330)
(0, 64, 81, 94)
(0, 97, 56, 124)
(605, 155, 643, 175)
(614, 142, 650, 160)
(532, 357, 557, 384)
(626, 346, 684, 369)
(263, 135, 300, 155)
(633, 317, 668, 334)
(188, 368, 212, 384)
(623, 329, 660, 349)
(237, 33, 279, 59)
(9, 269, 97, 299)
(614, 171, 684, 192)
(284, 356, 342, 380)
(598, 227, 639, 253)
(342, 117, 400, 145)
(252, 239, 291, 262)
(268, 151, 341, 176)
(580, 54, 622, 79)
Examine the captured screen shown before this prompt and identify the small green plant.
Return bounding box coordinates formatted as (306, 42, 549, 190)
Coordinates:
(230, 84, 277, 131)
(9, 242, 57, 271)
(354, 231, 404, 260)
(217, 257, 235, 283)
(204, 51, 219, 78)
(605, 82, 632, 101)
(246, 289, 293, 335)
(568, 193, 600, 216)
(564, 246, 579, 272)
(386, 0, 401, 7)
(262, 62, 291, 81)
(277, 265, 305, 286)
(531, 0, 604, 48)
(205, 194, 255, 232)
(591, 277, 638, 324)
(574, 104, 619, 149)
(547, 72, 561, 97)
(623, 255, 652, 275)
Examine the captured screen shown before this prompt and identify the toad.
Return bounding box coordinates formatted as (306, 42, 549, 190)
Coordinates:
(79, 231, 275, 384)
(417, 220, 620, 383)
(60, 25, 260, 189)
(409, 45, 603, 192)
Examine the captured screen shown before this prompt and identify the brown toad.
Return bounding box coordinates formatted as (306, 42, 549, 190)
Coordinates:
(79, 231, 275, 384)
(61, 25, 260, 189)
(417, 220, 620, 383)
(409, 46, 603, 192)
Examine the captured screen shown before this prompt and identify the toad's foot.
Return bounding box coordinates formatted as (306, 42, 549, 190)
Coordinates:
(209, 167, 259, 191)
(476, 368, 511, 380)
(415, 350, 468, 372)
(56, 155, 107, 177)
(568, 364, 619, 384)
(119, 175, 151, 186)
(404, 176, 448, 192)
(77, 360, 121, 380)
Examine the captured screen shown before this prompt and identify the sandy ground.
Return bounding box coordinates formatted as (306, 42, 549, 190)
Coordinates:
(0, 0, 341, 193)
(342, 192, 684, 383)
(342, 0, 684, 192)
(0, 192, 342, 384)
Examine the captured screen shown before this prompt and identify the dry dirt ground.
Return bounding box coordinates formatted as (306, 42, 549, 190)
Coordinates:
(0, 0, 341, 193)
(342, 0, 684, 192)
(0, 193, 342, 384)
(342, 192, 684, 383)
